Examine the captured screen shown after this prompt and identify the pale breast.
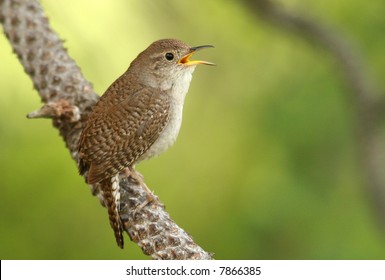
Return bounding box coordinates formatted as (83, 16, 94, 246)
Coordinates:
(138, 68, 193, 162)
(140, 104, 183, 161)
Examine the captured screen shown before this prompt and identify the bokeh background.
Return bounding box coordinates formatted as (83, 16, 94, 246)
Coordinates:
(1, 0, 385, 259)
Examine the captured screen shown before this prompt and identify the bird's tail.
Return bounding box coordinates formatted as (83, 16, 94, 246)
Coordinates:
(100, 177, 124, 249)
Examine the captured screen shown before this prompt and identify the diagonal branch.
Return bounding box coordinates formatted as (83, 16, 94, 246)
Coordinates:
(0, 0, 212, 259)
(242, 0, 385, 232)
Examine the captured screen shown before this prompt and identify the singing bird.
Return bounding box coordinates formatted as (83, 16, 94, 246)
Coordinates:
(77, 39, 214, 248)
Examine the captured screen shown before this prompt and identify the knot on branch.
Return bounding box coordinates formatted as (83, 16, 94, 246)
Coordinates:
(27, 99, 80, 122)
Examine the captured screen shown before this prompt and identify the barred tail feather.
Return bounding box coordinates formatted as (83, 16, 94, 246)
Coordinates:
(100, 177, 124, 249)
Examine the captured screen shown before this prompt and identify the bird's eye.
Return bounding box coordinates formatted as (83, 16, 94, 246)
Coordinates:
(165, 52, 174, 61)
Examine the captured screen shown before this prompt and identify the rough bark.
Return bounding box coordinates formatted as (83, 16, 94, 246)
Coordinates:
(0, 0, 212, 260)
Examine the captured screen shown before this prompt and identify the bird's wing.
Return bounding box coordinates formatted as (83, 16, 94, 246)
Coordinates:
(78, 86, 170, 184)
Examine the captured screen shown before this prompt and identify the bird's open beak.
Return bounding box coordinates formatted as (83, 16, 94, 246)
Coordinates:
(178, 45, 215, 66)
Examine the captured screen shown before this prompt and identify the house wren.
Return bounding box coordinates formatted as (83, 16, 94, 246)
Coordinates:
(77, 39, 214, 248)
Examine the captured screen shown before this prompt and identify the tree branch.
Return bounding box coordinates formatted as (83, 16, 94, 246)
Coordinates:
(242, 0, 385, 231)
(0, 0, 212, 259)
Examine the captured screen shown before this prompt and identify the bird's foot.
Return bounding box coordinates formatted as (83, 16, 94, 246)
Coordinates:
(122, 167, 160, 215)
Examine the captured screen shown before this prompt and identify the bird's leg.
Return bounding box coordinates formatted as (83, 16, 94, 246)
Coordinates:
(122, 167, 159, 209)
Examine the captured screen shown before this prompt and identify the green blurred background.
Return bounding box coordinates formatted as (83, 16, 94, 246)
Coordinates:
(1, 0, 385, 259)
